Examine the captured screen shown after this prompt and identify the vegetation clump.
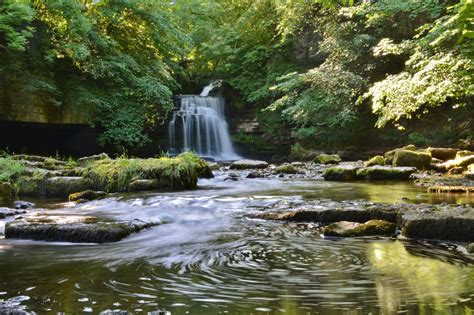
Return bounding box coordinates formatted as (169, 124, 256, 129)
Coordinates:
(82, 153, 208, 192)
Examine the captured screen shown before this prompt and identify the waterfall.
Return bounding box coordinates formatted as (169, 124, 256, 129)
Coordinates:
(168, 83, 240, 160)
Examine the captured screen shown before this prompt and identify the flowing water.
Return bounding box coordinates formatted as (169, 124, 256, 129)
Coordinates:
(0, 172, 473, 314)
(168, 84, 240, 160)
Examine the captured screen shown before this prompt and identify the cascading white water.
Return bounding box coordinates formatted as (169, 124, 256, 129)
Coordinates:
(168, 84, 240, 160)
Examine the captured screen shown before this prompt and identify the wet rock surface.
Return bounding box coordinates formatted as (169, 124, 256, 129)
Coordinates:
(229, 159, 269, 170)
(5, 216, 158, 243)
(69, 190, 108, 202)
(251, 199, 474, 242)
(0, 207, 27, 219)
(323, 220, 396, 237)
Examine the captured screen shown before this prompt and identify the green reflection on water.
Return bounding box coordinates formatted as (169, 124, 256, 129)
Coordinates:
(368, 241, 474, 314)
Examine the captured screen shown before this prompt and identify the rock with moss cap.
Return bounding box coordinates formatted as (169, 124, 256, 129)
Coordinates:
(5, 216, 158, 243)
(323, 220, 396, 237)
(69, 190, 107, 202)
(322, 165, 359, 181)
(314, 154, 341, 165)
(356, 166, 416, 180)
(392, 150, 431, 170)
(229, 159, 269, 170)
(384, 145, 416, 164)
(365, 155, 385, 167)
(77, 153, 110, 166)
(274, 164, 298, 174)
(441, 155, 474, 171)
(468, 243, 474, 254)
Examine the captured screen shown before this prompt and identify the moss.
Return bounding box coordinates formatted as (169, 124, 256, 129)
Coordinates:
(69, 190, 107, 202)
(322, 166, 359, 181)
(323, 220, 396, 237)
(393, 150, 431, 170)
(365, 155, 385, 167)
(82, 153, 204, 192)
(384, 145, 416, 164)
(274, 164, 298, 174)
(356, 166, 416, 180)
(178, 152, 214, 178)
(314, 154, 341, 164)
(0, 156, 26, 183)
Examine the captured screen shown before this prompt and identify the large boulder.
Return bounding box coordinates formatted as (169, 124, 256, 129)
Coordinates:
(5, 216, 158, 243)
(314, 154, 341, 165)
(392, 150, 431, 170)
(426, 147, 458, 161)
(0, 182, 13, 200)
(401, 207, 474, 242)
(384, 145, 416, 164)
(322, 165, 359, 181)
(229, 159, 268, 170)
(323, 220, 396, 237)
(365, 155, 385, 167)
(356, 166, 417, 180)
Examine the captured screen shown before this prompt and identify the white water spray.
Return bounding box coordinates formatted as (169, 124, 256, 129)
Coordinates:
(168, 83, 240, 160)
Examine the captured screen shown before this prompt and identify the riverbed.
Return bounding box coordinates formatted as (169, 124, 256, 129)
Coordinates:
(0, 171, 473, 314)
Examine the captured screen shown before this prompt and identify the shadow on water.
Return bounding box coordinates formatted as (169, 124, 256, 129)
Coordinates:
(0, 175, 473, 313)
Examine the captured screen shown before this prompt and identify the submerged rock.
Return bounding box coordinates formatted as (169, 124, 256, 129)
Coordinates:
(393, 150, 431, 170)
(69, 190, 107, 202)
(229, 159, 268, 170)
(0, 207, 27, 219)
(5, 216, 158, 243)
(314, 154, 341, 165)
(13, 200, 35, 210)
(356, 166, 416, 180)
(323, 220, 396, 237)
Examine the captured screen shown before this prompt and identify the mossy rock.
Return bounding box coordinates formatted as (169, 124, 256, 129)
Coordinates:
(365, 155, 385, 167)
(69, 190, 107, 202)
(274, 164, 298, 174)
(384, 145, 416, 164)
(356, 166, 416, 180)
(82, 153, 205, 192)
(468, 243, 474, 254)
(323, 220, 396, 237)
(5, 216, 158, 243)
(128, 179, 159, 192)
(229, 159, 269, 170)
(314, 154, 341, 165)
(17, 176, 93, 197)
(78, 153, 110, 166)
(393, 149, 431, 170)
(322, 166, 359, 181)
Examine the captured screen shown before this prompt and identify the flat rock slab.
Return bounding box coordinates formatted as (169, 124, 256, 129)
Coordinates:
(251, 200, 474, 242)
(401, 207, 474, 242)
(5, 216, 158, 243)
(229, 159, 269, 170)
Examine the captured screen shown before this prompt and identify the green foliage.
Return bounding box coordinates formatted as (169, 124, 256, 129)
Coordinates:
(364, 1, 473, 128)
(0, 157, 26, 184)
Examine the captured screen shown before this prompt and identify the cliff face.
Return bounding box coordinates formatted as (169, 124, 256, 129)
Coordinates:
(0, 85, 88, 125)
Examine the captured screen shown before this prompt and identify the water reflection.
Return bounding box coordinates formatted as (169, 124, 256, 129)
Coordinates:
(368, 241, 474, 314)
